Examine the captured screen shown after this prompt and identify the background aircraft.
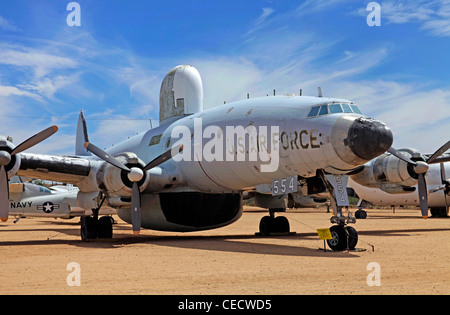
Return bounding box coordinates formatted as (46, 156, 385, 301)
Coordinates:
(349, 162, 450, 218)
(0, 65, 395, 251)
(8, 177, 115, 222)
(349, 146, 450, 218)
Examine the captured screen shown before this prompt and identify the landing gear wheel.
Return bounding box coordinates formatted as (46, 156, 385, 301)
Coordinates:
(326, 225, 359, 251)
(81, 216, 113, 241)
(355, 209, 367, 219)
(98, 216, 113, 239)
(327, 225, 347, 251)
(81, 216, 98, 241)
(345, 226, 358, 250)
(272, 216, 290, 233)
(259, 216, 290, 235)
(430, 207, 449, 218)
(259, 216, 272, 236)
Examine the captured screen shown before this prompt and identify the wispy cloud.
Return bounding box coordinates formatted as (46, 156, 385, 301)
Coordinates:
(295, 0, 351, 15)
(0, 43, 77, 79)
(356, 0, 450, 37)
(0, 15, 20, 32)
(0, 85, 42, 100)
(245, 7, 276, 37)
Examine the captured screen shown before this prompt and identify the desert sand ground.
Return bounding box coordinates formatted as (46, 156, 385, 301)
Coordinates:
(0, 206, 449, 295)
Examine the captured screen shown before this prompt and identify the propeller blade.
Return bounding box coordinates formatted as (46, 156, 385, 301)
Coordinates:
(387, 147, 417, 166)
(0, 166, 9, 222)
(143, 144, 184, 172)
(11, 126, 58, 156)
(426, 140, 450, 164)
(131, 182, 141, 235)
(418, 173, 428, 218)
(84, 142, 131, 173)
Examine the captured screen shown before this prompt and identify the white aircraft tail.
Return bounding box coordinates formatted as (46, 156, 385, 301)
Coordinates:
(75, 111, 91, 156)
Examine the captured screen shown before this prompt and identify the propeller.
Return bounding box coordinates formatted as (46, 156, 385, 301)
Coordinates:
(84, 142, 183, 235)
(0, 126, 58, 222)
(388, 140, 450, 218)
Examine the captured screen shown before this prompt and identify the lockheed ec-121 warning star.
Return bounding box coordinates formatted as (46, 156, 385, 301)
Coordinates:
(0, 65, 395, 250)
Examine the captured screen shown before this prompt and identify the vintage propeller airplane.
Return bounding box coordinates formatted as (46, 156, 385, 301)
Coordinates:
(348, 145, 450, 218)
(0, 65, 395, 250)
(8, 178, 78, 222)
(8, 177, 115, 223)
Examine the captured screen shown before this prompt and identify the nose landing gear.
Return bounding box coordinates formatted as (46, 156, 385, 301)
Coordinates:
(320, 172, 359, 251)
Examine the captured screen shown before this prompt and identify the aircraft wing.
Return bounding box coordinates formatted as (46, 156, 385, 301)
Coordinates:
(17, 153, 93, 185)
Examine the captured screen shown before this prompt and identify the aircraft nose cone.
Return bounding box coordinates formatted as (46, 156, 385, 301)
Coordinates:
(331, 116, 393, 166)
(345, 117, 393, 161)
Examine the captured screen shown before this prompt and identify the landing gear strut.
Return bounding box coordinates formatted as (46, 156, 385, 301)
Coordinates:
(80, 196, 113, 241)
(320, 171, 359, 251)
(258, 208, 291, 236)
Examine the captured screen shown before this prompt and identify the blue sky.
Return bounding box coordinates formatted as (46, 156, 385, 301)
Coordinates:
(0, 0, 449, 155)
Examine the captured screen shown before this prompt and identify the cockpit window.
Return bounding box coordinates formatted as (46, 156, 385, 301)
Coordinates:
(319, 105, 329, 116)
(341, 103, 352, 113)
(308, 106, 320, 117)
(307, 103, 362, 118)
(40, 187, 52, 193)
(329, 104, 343, 114)
(350, 105, 362, 114)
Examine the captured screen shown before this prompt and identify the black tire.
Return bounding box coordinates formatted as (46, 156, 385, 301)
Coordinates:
(272, 216, 290, 233)
(355, 210, 367, 219)
(259, 216, 273, 236)
(80, 216, 98, 241)
(327, 225, 348, 251)
(98, 216, 113, 239)
(345, 226, 358, 249)
(430, 207, 449, 218)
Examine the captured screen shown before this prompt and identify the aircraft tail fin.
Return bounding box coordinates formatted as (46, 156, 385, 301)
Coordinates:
(75, 110, 91, 156)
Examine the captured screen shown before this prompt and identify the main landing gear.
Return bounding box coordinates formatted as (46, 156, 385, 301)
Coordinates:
(80, 196, 114, 241)
(258, 208, 291, 236)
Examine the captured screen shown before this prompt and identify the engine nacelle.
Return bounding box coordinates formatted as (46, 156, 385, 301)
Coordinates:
(351, 148, 422, 189)
(96, 152, 150, 198)
(77, 191, 101, 210)
(0, 136, 21, 178)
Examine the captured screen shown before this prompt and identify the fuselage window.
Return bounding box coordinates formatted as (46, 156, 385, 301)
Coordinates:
(319, 105, 329, 116)
(329, 104, 343, 114)
(308, 106, 320, 117)
(149, 134, 162, 146)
